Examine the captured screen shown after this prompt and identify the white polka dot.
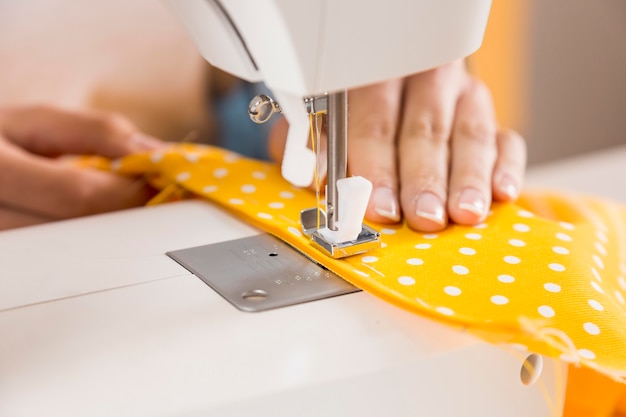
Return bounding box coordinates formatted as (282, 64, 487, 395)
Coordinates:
(473, 223, 488, 229)
(592, 254, 604, 269)
(422, 233, 438, 239)
(268, 202, 284, 209)
(518, 210, 534, 218)
(498, 274, 515, 283)
(184, 152, 200, 162)
(559, 221, 575, 230)
(594, 242, 607, 256)
(288, 227, 302, 237)
(279, 191, 294, 199)
(381, 228, 397, 235)
(538, 305, 555, 318)
(224, 153, 240, 163)
(203, 185, 218, 194)
(552, 246, 570, 255)
(465, 233, 482, 240)
(459, 247, 476, 255)
(257, 212, 273, 220)
(444, 286, 462, 296)
(578, 349, 596, 360)
(556, 232, 572, 242)
(544, 283, 561, 293)
(241, 184, 256, 194)
(619, 276, 626, 291)
(362, 256, 378, 263)
(414, 243, 431, 249)
(595, 230, 608, 244)
(398, 276, 416, 286)
(509, 239, 526, 247)
(588, 299, 604, 311)
(504, 256, 521, 265)
(228, 198, 244, 205)
(452, 265, 469, 275)
(583, 322, 600, 335)
(436, 306, 454, 316)
(407, 258, 424, 266)
(590, 281, 604, 294)
(513, 223, 530, 232)
(213, 168, 228, 178)
(252, 171, 267, 180)
(549, 263, 566, 272)
(491, 295, 509, 305)
(150, 153, 163, 163)
(591, 268, 602, 282)
(381, 242, 388, 248)
(616, 291, 625, 305)
(176, 172, 191, 182)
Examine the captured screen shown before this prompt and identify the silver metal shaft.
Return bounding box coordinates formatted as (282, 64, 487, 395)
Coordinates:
(326, 90, 348, 231)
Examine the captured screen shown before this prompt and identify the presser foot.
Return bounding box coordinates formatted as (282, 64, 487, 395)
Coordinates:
(300, 208, 382, 259)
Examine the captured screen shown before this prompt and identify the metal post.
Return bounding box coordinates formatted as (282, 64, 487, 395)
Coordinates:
(326, 90, 348, 231)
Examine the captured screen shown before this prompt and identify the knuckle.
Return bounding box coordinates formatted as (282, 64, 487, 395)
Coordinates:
(402, 116, 450, 144)
(356, 114, 397, 143)
(456, 120, 496, 145)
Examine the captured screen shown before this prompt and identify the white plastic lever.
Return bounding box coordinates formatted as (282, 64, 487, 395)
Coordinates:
(319, 176, 373, 243)
(272, 90, 316, 188)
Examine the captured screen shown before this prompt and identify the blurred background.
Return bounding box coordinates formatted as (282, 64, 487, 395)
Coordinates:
(0, 0, 624, 165)
(474, 0, 626, 165)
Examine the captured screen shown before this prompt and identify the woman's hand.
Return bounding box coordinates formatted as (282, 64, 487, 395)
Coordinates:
(0, 105, 165, 230)
(270, 59, 526, 232)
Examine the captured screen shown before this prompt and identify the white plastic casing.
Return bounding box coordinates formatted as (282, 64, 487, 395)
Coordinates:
(165, 0, 492, 187)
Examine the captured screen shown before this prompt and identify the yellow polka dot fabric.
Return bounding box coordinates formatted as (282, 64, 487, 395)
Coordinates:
(81, 143, 626, 411)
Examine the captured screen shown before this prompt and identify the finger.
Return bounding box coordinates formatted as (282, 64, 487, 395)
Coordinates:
(0, 204, 50, 231)
(348, 78, 404, 223)
(0, 140, 154, 219)
(398, 62, 464, 232)
(492, 129, 526, 202)
(0, 105, 165, 158)
(447, 79, 498, 225)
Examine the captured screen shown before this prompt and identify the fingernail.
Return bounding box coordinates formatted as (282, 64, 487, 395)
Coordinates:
(415, 192, 445, 225)
(129, 133, 166, 151)
(458, 188, 487, 217)
(499, 175, 518, 200)
(372, 187, 400, 222)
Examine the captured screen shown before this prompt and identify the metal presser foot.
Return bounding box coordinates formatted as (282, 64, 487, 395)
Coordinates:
(248, 90, 382, 259)
(300, 206, 381, 259)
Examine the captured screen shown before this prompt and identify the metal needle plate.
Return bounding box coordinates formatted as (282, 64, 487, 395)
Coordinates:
(167, 234, 359, 312)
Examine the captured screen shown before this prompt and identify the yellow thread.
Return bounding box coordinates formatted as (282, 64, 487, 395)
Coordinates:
(309, 113, 323, 230)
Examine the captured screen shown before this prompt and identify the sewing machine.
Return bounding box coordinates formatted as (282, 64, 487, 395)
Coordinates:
(165, 0, 493, 257)
(0, 1, 573, 415)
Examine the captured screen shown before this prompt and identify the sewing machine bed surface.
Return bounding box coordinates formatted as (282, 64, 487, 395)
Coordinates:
(2, 145, 625, 416)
